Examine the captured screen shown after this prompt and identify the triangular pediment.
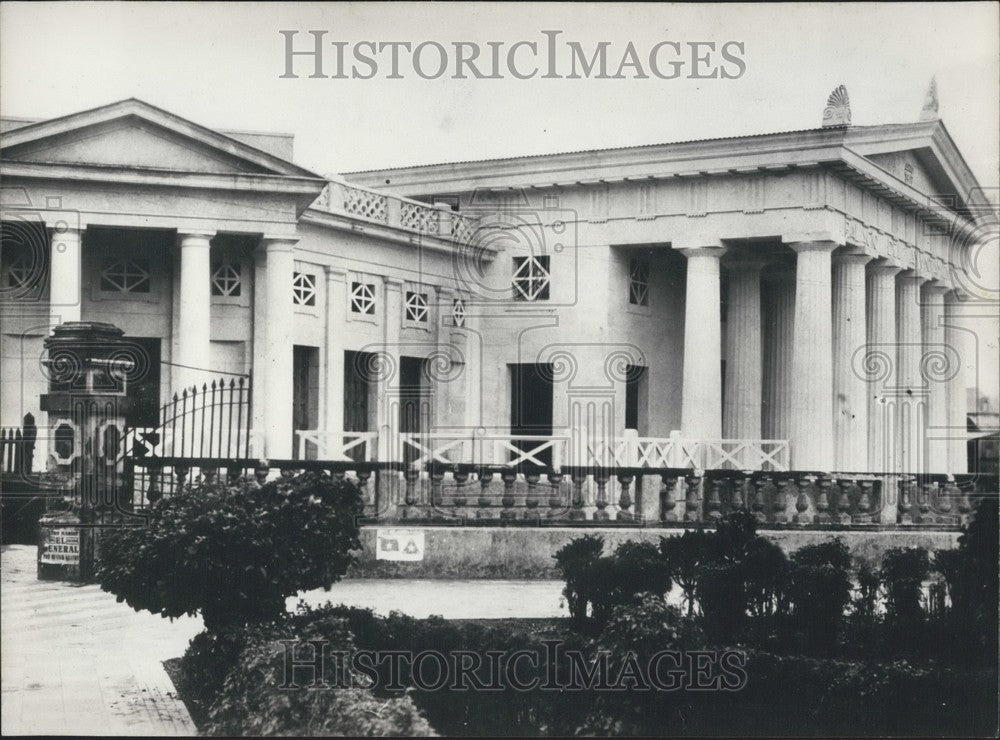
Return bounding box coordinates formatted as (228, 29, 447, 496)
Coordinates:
(0, 99, 319, 178)
(864, 149, 952, 198)
(845, 120, 989, 213)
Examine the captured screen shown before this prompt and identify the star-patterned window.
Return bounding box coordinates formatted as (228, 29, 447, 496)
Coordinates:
(404, 290, 428, 322)
(100, 259, 151, 293)
(452, 297, 466, 327)
(211, 261, 241, 297)
(6, 258, 34, 289)
(350, 281, 376, 315)
(628, 258, 649, 306)
(292, 272, 316, 306)
(512, 255, 550, 301)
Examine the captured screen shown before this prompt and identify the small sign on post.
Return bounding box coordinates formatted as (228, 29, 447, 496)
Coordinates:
(376, 528, 425, 561)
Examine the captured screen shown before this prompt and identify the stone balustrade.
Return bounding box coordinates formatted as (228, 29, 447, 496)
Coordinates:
(125, 457, 995, 529)
(313, 178, 478, 244)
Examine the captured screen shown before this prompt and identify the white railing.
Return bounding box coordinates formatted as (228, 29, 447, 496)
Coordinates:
(400, 432, 571, 470)
(313, 178, 480, 245)
(296, 430, 378, 461)
(582, 431, 789, 471)
(295, 429, 789, 471)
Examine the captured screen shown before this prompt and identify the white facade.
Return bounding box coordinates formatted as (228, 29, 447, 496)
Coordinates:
(0, 95, 991, 475)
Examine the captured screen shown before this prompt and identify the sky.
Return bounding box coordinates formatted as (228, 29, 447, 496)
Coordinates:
(1, 2, 998, 186)
(2, 1, 998, 402)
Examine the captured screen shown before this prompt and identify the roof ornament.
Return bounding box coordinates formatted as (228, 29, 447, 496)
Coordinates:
(822, 85, 851, 127)
(919, 76, 939, 121)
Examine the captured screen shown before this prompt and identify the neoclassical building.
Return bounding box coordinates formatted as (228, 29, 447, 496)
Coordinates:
(0, 87, 991, 477)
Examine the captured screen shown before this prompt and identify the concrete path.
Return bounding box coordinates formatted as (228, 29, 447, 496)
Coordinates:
(295, 578, 568, 619)
(2, 543, 568, 735)
(1, 544, 203, 736)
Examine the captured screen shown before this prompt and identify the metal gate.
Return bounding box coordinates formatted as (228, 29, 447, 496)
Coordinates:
(122, 375, 253, 460)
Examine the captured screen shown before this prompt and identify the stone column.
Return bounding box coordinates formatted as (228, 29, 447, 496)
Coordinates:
(762, 269, 795, 441)
(723, 259, 764, 439)
(261, 236, 296, 458)
(376, 278, 403, 462)
(49, 226, 82, 327)
(174, 231, 214, 392)
(896, 271, 928, 474)
(789, 241, 838, 470)
(921, 283, 950, 473)
(832, 252, 871, 470)
(944, 290, 968, 473)
(323, 266, 348, 438)
(866, 261, 902, 472)
(679, 245, 726, 439)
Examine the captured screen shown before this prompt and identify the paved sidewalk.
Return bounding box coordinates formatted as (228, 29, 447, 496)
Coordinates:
(2, 543, 568, 735)
(1, 544, 202, 736)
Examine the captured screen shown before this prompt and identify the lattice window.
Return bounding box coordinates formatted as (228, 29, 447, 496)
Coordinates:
(452, 297, 466, 327)
(292, 272, 316, 306)
(512, 255, 550, 301)
(628, 258, 649, 306)
(350, 281, 376, 315)
(404, 290, 428, 322)
(6, 258, 33, 289)
(211, 261, 241, 297)
(101, 259, 150, 293)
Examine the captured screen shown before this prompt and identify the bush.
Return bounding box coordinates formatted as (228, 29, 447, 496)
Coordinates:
(204, 616, 436, 736)
(553, 534, 604, 625)
(935, 497, 999, 666)
(554, 536, 672, 627)
(659, 529, 711, 617)
(176, 621, 293, 726)
(285, 602, 590, 737)
(787, 539, 852, 655)
(881, 547, 930, 627)
(97, 471, 363, 630)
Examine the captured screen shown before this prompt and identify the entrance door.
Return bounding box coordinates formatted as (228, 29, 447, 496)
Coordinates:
(399, 356, 429, 465)
(344, 350, 374, 461)
(292, 345, 319, 458)
(510, 363, 554, 466)
(625, 364, 647, 433)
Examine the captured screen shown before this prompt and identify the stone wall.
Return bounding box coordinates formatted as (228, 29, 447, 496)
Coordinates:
(346, 525, 960, 580)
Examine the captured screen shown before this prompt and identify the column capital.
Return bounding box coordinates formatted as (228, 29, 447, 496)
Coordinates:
(676, 245, 727, 259)
(867, 259, 904, 277)
(176, 229, 214, 245)
(921, 281, 951, 296)
(262, 235, 298, 252)
(787, 239, 839, 254)
(324, 265, 348, 280)
(896, 269, 930, 287)
(832, 250, 873, 266)
(383, 276, 404, 288)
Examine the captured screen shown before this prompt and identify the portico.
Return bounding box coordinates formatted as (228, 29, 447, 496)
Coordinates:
(1, 87, 992, 493)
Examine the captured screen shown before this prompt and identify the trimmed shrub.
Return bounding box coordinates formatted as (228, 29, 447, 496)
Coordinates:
(97, 471, 363, 630)
(787, 539, 852, 655)
(204, 617, 436, 736)
(659, 529, 711, 617)
(554, 536, 672, 627)
(881, 547, 930, 627)
(553, 534, 604, 625)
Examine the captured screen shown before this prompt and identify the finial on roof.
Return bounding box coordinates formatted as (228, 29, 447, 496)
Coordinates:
(919, 76, 939, 121)
(822, 85, 851, 127)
